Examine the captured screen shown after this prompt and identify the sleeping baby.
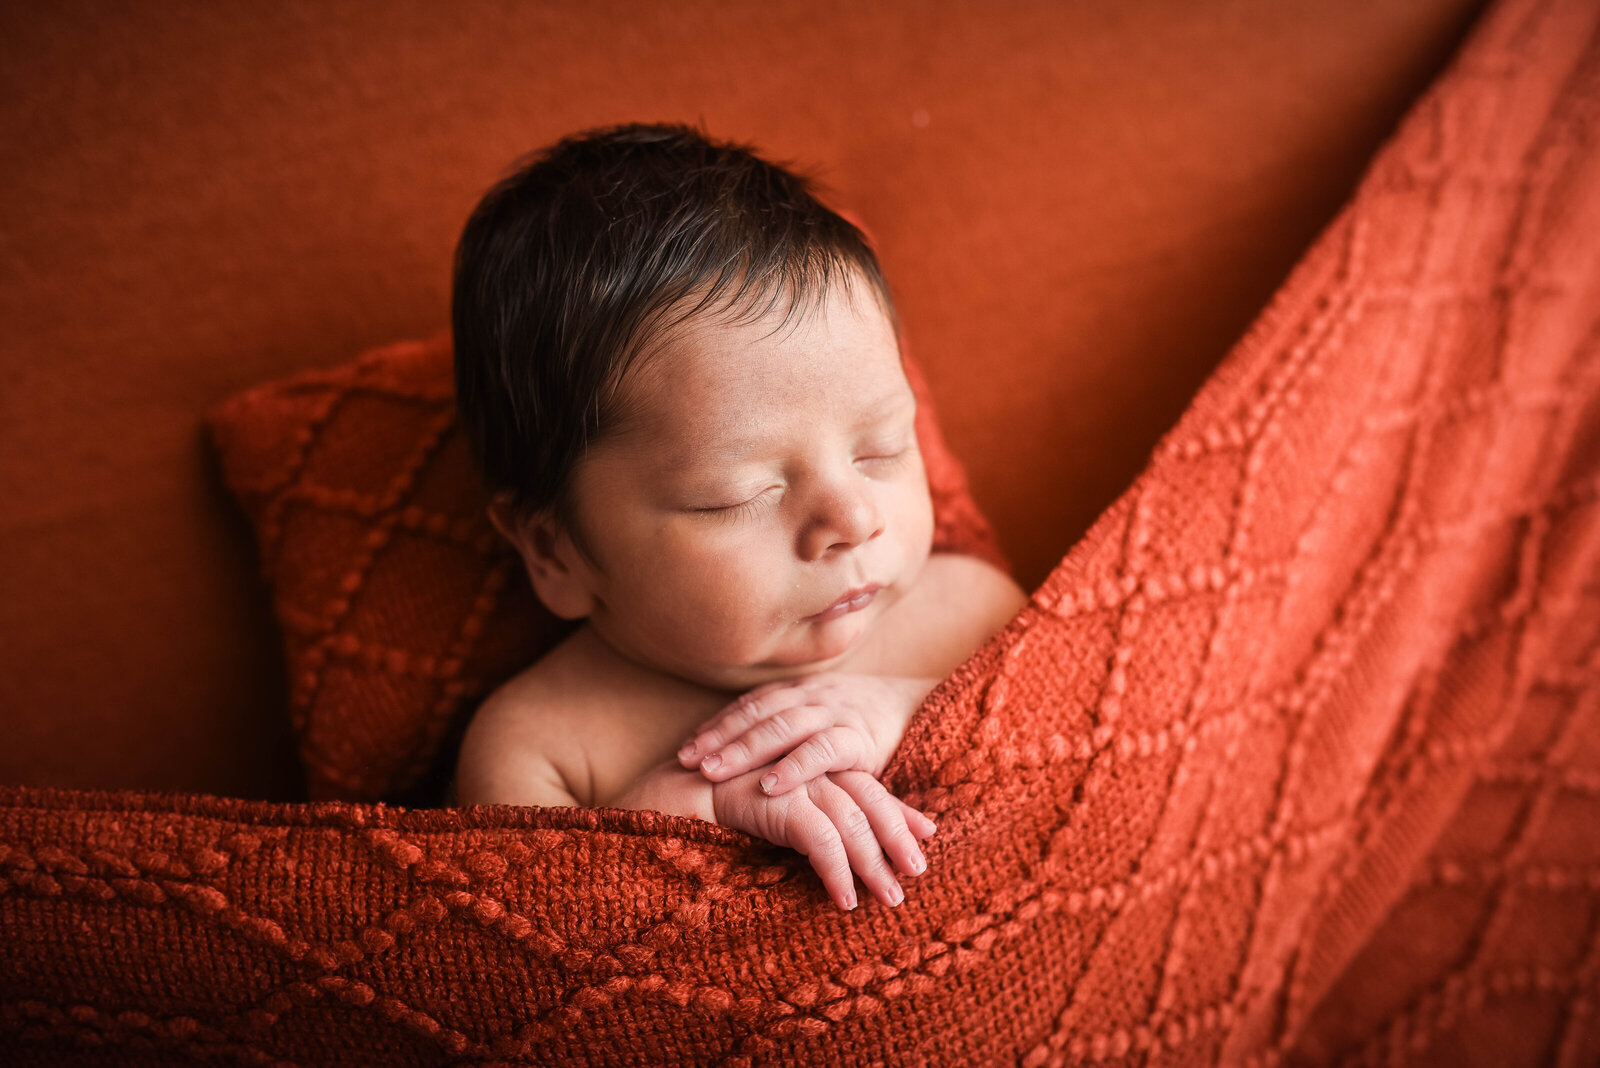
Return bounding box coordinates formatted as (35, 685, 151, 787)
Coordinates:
(451, 123, 1025, 912)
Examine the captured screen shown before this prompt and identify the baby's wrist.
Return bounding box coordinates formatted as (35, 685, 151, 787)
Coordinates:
(611, 760, 716, 823)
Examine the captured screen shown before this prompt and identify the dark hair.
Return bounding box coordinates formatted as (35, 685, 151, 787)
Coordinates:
(451, 122, 897, 531)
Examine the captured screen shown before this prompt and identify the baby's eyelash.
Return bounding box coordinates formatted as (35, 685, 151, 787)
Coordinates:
(857, 444, 915, 469)
(694, 488, 776, 522)
(718, 498, 766, 522)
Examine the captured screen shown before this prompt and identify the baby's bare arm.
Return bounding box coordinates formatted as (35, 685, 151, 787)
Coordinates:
(460, 700, 929, 910)
(608, 758, 716, 822)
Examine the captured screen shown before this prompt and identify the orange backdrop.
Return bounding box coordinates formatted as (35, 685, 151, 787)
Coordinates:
(0, 0, 1487, 799)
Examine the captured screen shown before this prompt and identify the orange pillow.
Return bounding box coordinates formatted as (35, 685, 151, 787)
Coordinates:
(209, 332, 1006, 802)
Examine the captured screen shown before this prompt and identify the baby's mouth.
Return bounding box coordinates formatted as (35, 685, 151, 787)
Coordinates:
(807, 583, 883, 623)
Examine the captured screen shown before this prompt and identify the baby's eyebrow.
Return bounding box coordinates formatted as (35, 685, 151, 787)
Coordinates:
(851, 388, 918, 429)
(653, 389, 917, 471)
(653, 426, 771, 472)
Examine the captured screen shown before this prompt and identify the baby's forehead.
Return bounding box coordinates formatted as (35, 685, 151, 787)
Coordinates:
(607, 304, 908, 455)
(642, 321, 903, 404)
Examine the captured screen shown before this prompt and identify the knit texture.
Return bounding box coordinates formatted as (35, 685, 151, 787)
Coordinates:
(3, 0, 1599, 1062)
(203, 334, 1004, 804)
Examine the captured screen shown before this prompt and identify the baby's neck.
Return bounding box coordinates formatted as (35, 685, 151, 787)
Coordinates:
(560, 623, 735, 697)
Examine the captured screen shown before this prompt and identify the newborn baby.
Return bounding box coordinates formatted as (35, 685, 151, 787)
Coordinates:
(451, 123, 1025, 911)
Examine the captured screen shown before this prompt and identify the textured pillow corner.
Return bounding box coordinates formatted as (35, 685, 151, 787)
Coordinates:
(208, 332, 1007, 802)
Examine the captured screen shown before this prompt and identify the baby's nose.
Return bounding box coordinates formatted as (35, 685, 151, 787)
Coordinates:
(799, 479, 884, 561)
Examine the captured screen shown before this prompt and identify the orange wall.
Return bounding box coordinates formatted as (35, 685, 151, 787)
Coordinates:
(0, 0, 1487, 798)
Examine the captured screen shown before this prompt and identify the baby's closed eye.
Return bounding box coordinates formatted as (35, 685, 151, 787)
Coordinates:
(689, 484, 781, 520)
(855, 445, 915, 471)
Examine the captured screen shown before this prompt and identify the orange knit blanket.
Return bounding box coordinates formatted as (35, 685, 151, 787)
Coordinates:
(4, 0, 1599, 1063)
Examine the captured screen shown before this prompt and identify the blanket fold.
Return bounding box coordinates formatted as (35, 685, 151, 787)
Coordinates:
(3, 0, 1598, 1063)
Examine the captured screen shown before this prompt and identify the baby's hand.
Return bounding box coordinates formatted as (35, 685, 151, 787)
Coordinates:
(679, 673, 938, 796)
(711, 766, 936, 910)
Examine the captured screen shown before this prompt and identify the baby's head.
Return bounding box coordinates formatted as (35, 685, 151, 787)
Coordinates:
(453, 123, 934, 691)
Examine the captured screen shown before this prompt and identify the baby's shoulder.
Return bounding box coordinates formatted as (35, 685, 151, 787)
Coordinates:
(856, 552, 1029, 679)
(454, 633, 616, 805)
(911, 551, 1030, 648)
(915, 552, 1028, 612)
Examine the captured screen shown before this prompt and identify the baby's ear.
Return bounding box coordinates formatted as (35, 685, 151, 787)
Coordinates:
(488, 496, 596, 621)
(486, 495, 524, 546)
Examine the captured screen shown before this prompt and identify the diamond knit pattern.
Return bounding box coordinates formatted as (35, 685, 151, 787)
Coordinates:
(3, 0, 1599, 1063)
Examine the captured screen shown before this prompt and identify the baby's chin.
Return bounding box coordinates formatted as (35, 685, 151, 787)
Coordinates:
(671, 612, 877, 692)
(734, 608, 879, 684)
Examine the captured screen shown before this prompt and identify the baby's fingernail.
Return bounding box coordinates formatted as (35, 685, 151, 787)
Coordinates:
(909, 853, 926, 875)
(678, 741, 697, 761)
(699, 753, 721, 772)
(887, 883, 904, 907)
(840, 889, 857, 911)
(760, 773, 778, 794)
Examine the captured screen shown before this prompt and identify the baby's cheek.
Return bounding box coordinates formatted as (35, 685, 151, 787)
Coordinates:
(664, 556, 782, 653)
(899, 481, 936, 569)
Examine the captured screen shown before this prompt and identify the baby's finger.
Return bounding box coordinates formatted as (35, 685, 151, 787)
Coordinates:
(759, 725, 871, 794)
(812, 775, 905, 908)
(833, 772, 928, 884)
(785, 802, 857, 911)
(678, 685, 805, 766)
(698, 704, 837, 782)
